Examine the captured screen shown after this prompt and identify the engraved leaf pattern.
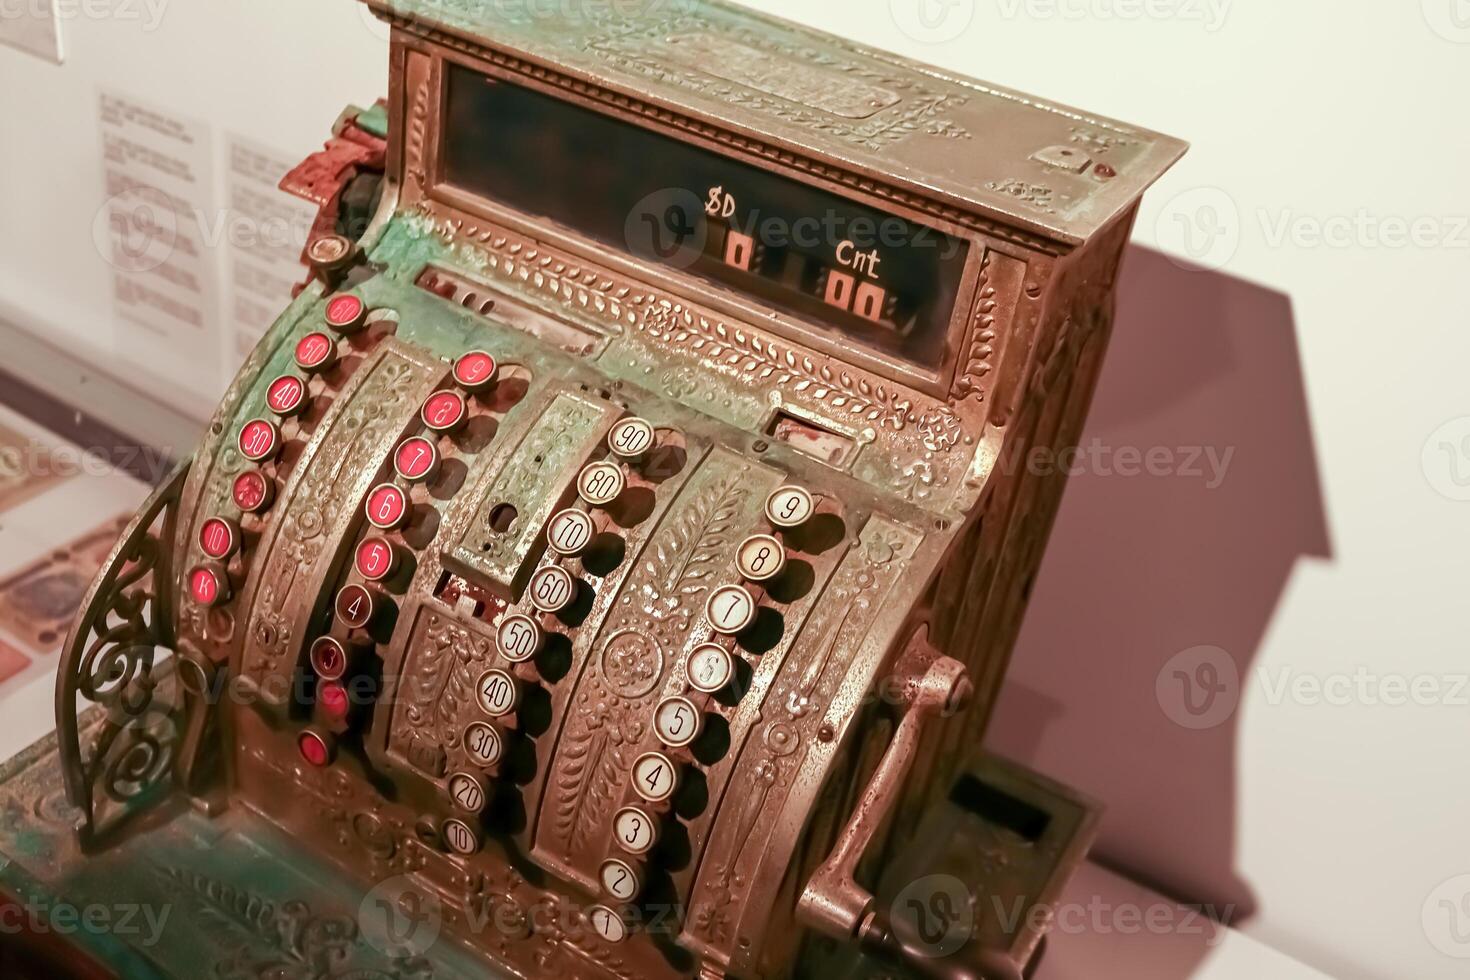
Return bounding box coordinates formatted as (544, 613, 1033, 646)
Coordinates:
(641, 302, 913, 431)
(552, 719, 604, 843)
(651, 474, 747, 599)
(571, 734, 626, 854)
(406, 72, 430, 190)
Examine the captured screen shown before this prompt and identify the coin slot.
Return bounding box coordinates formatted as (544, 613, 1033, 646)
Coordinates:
(488, 503, 518, 534)
(766, 411, 856, 468)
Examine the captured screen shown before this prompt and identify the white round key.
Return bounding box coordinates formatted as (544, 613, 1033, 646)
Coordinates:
(529, 565, 577, 614)
(448, 772, 488, 813)
(463, 722, 503, 767)
(687, 644, 734, 694)
(608, 417, 655, 459)
(654, 697, 703, 748)
(600, 858, 641, 902)
(476, 669, 520, 718)
(632, 752, 679, 803)
(766, 485, 815, 528)
(706, 585, 756, 635)
(497, 614, 543, 663)
(588, 905, 628, 944)
(578, 461, 626, 507)
(547, 508, 595, 557)
(613, 806, 659, 855)
(442, 818, 480, 855)
(736, 534, 786, 582)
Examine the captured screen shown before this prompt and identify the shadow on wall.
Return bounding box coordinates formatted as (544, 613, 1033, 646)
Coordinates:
(987, 246, 1332, 969)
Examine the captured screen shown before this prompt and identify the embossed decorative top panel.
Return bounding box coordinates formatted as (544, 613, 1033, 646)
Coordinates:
(365, 0, 1186, 245)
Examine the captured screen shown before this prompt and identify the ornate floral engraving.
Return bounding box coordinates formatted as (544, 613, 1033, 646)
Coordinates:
(243, 351, 431, 689)
(987, 178, 1066, 215)
(1070, 125, 1138, 153)
(392, 611, 497, 779)
(542, 455, 773, 872)
(155, 866, 432, 980)
(687, 518, 921, 950)
(456, 393, 609, 584)
(405, 56, 432, 193)
(586, 16, 972, 150)
(956, 252, 998, 403)
(413, 210, 965, 455)
(57, 463, 189, 849)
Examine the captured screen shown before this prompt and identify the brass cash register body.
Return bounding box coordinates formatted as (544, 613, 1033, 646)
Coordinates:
(6, 2, 1184, 977)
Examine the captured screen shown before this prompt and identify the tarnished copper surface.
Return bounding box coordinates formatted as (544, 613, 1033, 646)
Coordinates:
(23, 3, 1184, 977)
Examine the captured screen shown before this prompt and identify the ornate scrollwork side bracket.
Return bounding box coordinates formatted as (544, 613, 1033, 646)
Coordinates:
(54, 460, 192, 852)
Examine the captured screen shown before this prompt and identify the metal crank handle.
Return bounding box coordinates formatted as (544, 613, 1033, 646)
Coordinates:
(796, 639, 978, 969)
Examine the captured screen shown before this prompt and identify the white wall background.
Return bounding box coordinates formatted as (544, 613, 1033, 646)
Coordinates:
(2, 2, 1468, 978)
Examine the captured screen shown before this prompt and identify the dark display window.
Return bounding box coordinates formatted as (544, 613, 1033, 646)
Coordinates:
(440, 65, 971, 372)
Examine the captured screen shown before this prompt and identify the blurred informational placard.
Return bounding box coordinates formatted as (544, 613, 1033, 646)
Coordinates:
(97, 90, 221, 387)
(225, 136, 315, 362)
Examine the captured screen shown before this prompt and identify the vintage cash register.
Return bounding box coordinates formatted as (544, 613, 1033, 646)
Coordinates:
(0, 2, 1184, 977)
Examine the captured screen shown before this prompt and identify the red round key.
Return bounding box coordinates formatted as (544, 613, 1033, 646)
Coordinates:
(365, 483, 409, 530)
(188, 565, 228, 607)
(393, 437, 439, 483)
(324, 293, 366, 332)
(199, 517, 240, 560)
(355, 537, 398, 582)
(453, 351, 498, 391)
(238, 419, 280, 463)
(233, 470, 274, 513)
(310, 637, 349, 681)
(298, 730, 332, 767)
(295, 332, 337, 373)
(266, 375, 308, 416)
(319, 682, 350, 722)
(421, 390, 468, 433)
(336, 584, 377, 630)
